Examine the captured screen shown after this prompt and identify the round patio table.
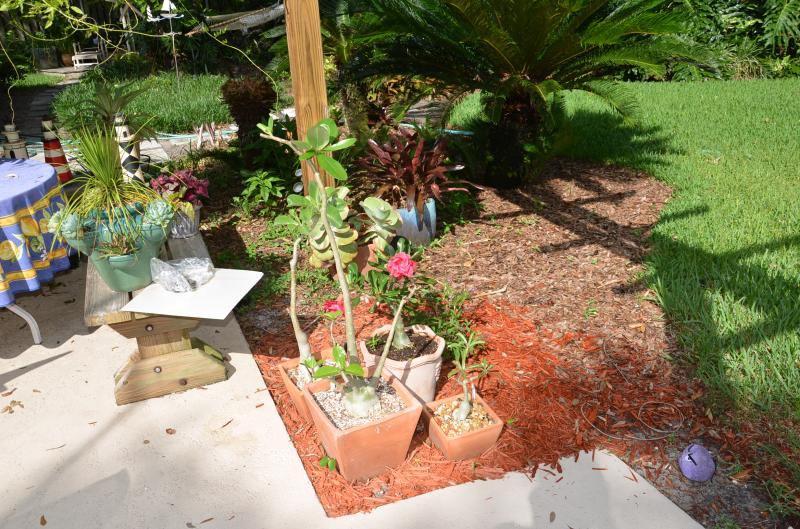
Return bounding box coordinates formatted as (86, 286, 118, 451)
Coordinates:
(0, 158, 72, 344)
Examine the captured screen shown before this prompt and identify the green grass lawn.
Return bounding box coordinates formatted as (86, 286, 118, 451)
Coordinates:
(563, 80, 800, 420)
(12, 72, 64, 89)
(53, 72, 231, 134)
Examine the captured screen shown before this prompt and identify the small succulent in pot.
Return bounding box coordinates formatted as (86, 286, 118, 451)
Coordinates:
(358, 127, 469, 223)
(448, 332, 491, 421)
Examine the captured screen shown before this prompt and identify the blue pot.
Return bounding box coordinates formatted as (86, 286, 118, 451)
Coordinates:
(396, 198, 436, 246)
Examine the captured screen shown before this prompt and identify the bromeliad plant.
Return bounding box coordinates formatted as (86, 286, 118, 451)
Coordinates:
(448, 331, 491, 421)
(259, 117, 419, 418)
(358, 127, 467, 223)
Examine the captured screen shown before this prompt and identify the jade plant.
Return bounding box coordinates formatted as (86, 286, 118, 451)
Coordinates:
(448, 332, 491, 421)
(259, 117, 416, 418)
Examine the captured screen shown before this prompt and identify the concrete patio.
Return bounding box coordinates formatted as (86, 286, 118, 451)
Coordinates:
(1, 266, 702, 529)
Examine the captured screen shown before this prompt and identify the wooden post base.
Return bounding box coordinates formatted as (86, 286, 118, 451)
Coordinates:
(109, 312, 229, 406)
(114, 339, 227, 405)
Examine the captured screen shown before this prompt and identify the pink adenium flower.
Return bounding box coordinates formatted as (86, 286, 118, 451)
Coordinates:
(323, 299, 345, 315)
(386, 252, 417, 279)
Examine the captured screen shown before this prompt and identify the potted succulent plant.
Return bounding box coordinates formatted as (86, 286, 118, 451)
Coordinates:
(261, 118, 423, 482)
(359, 252, 445, 403)
(48, 127, 173, 293)
(272, 175, 402, 419)
(424, 332, 502, 460)
(358, 127, 468, 245)
(150, 169, 209, 239)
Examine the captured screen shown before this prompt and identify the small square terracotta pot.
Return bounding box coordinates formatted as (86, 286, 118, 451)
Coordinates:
(424, 394, 503, 461)
(303, 373, 422, 482)
(277, 358, 311, 421)
(276, 349, 331, 422)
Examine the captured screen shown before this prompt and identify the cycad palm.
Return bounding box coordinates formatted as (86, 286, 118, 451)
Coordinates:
(354, 0, 713, 183)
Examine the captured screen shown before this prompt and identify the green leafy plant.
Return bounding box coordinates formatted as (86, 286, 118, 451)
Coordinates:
(47, 127, 172, 260)
(234, 169, 287, 215)
(319, 455, 337, 471)
(448, 331, 490, 421)
(58, 81, 156, 141)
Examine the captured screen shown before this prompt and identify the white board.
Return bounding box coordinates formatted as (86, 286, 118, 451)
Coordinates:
(121, 268, 263, 320)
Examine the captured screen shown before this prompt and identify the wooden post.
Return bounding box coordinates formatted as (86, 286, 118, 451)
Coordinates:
(284, 0, 333, 191)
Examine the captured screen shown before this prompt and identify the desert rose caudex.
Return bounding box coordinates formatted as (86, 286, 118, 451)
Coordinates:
(259, 118, 410, 417)
(288, 237, 312, 376)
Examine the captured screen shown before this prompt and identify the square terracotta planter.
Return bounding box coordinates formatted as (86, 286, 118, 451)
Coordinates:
(424, 394, 503, 461)
(277, 358, 312, 421)
(303, 373, 423, 482)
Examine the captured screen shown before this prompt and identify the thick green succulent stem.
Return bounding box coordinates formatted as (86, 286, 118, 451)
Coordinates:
(289, 238, 312, 365)
(453, 380, 472, 421)
(369, 287, 415, 388)
(306, 157, 359, 364)
(391, 313, 413, 350)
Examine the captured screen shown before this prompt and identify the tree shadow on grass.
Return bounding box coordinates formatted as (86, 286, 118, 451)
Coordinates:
(203, 220, 288, 310)
(562, 106, 682, 173)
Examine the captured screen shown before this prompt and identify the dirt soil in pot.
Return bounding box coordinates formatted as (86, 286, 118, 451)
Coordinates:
(365, 332, 438, 361)
(230, 160, 794, 528)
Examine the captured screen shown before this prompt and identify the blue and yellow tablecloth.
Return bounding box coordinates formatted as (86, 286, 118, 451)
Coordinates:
(0, 159, 71, 308)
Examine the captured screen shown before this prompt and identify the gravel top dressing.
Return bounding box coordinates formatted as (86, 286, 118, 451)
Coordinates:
(313, 380, 405, 430)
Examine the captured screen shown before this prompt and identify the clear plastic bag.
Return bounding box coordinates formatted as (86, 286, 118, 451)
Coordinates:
(150, 257, 215, 292)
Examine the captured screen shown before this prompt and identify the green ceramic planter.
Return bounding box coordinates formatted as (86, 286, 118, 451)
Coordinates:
(61, 204, 172, 293)
(89, 242, 160, 293)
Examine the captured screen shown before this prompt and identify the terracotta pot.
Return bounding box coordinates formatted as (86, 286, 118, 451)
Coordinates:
(277, 358, 312, 421)
(276, 349, 332, 421)
(328, 242, 379, 280)
(423, 394, 503, 461)
(360, 324, 445, 403)
(303, 373, 422, 482)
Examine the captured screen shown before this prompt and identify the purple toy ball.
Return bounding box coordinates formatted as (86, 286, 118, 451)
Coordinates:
(678, 443, 716, 482)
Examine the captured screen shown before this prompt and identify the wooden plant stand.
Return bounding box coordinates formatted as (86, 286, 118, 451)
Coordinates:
(109, 316, 227, 405)
(83, 234, 261, 406)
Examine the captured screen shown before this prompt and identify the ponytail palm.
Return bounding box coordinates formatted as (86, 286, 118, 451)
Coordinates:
(354, 0, 713, 183)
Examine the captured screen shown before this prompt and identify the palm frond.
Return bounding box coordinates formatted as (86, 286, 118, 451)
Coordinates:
(763, 0, 800, 52)
(579, 80, 639, 119)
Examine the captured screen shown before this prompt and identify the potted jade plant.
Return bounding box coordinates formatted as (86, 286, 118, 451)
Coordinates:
(261, 118, 423, 482)
(359, 252, 445, 403)
(424, 332, 502, 460)
(358, 127, 468, 245)
(48, 127, 173, 293)
(150, 169, 209, 239)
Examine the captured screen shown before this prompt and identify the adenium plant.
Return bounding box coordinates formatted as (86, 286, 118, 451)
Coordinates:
(449, 332, 492, 421)
(259, 118, 413, 418)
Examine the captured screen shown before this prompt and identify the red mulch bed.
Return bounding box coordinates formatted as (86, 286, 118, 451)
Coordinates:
(253, 298, 707, 518)
(229, 160, 797, 526)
